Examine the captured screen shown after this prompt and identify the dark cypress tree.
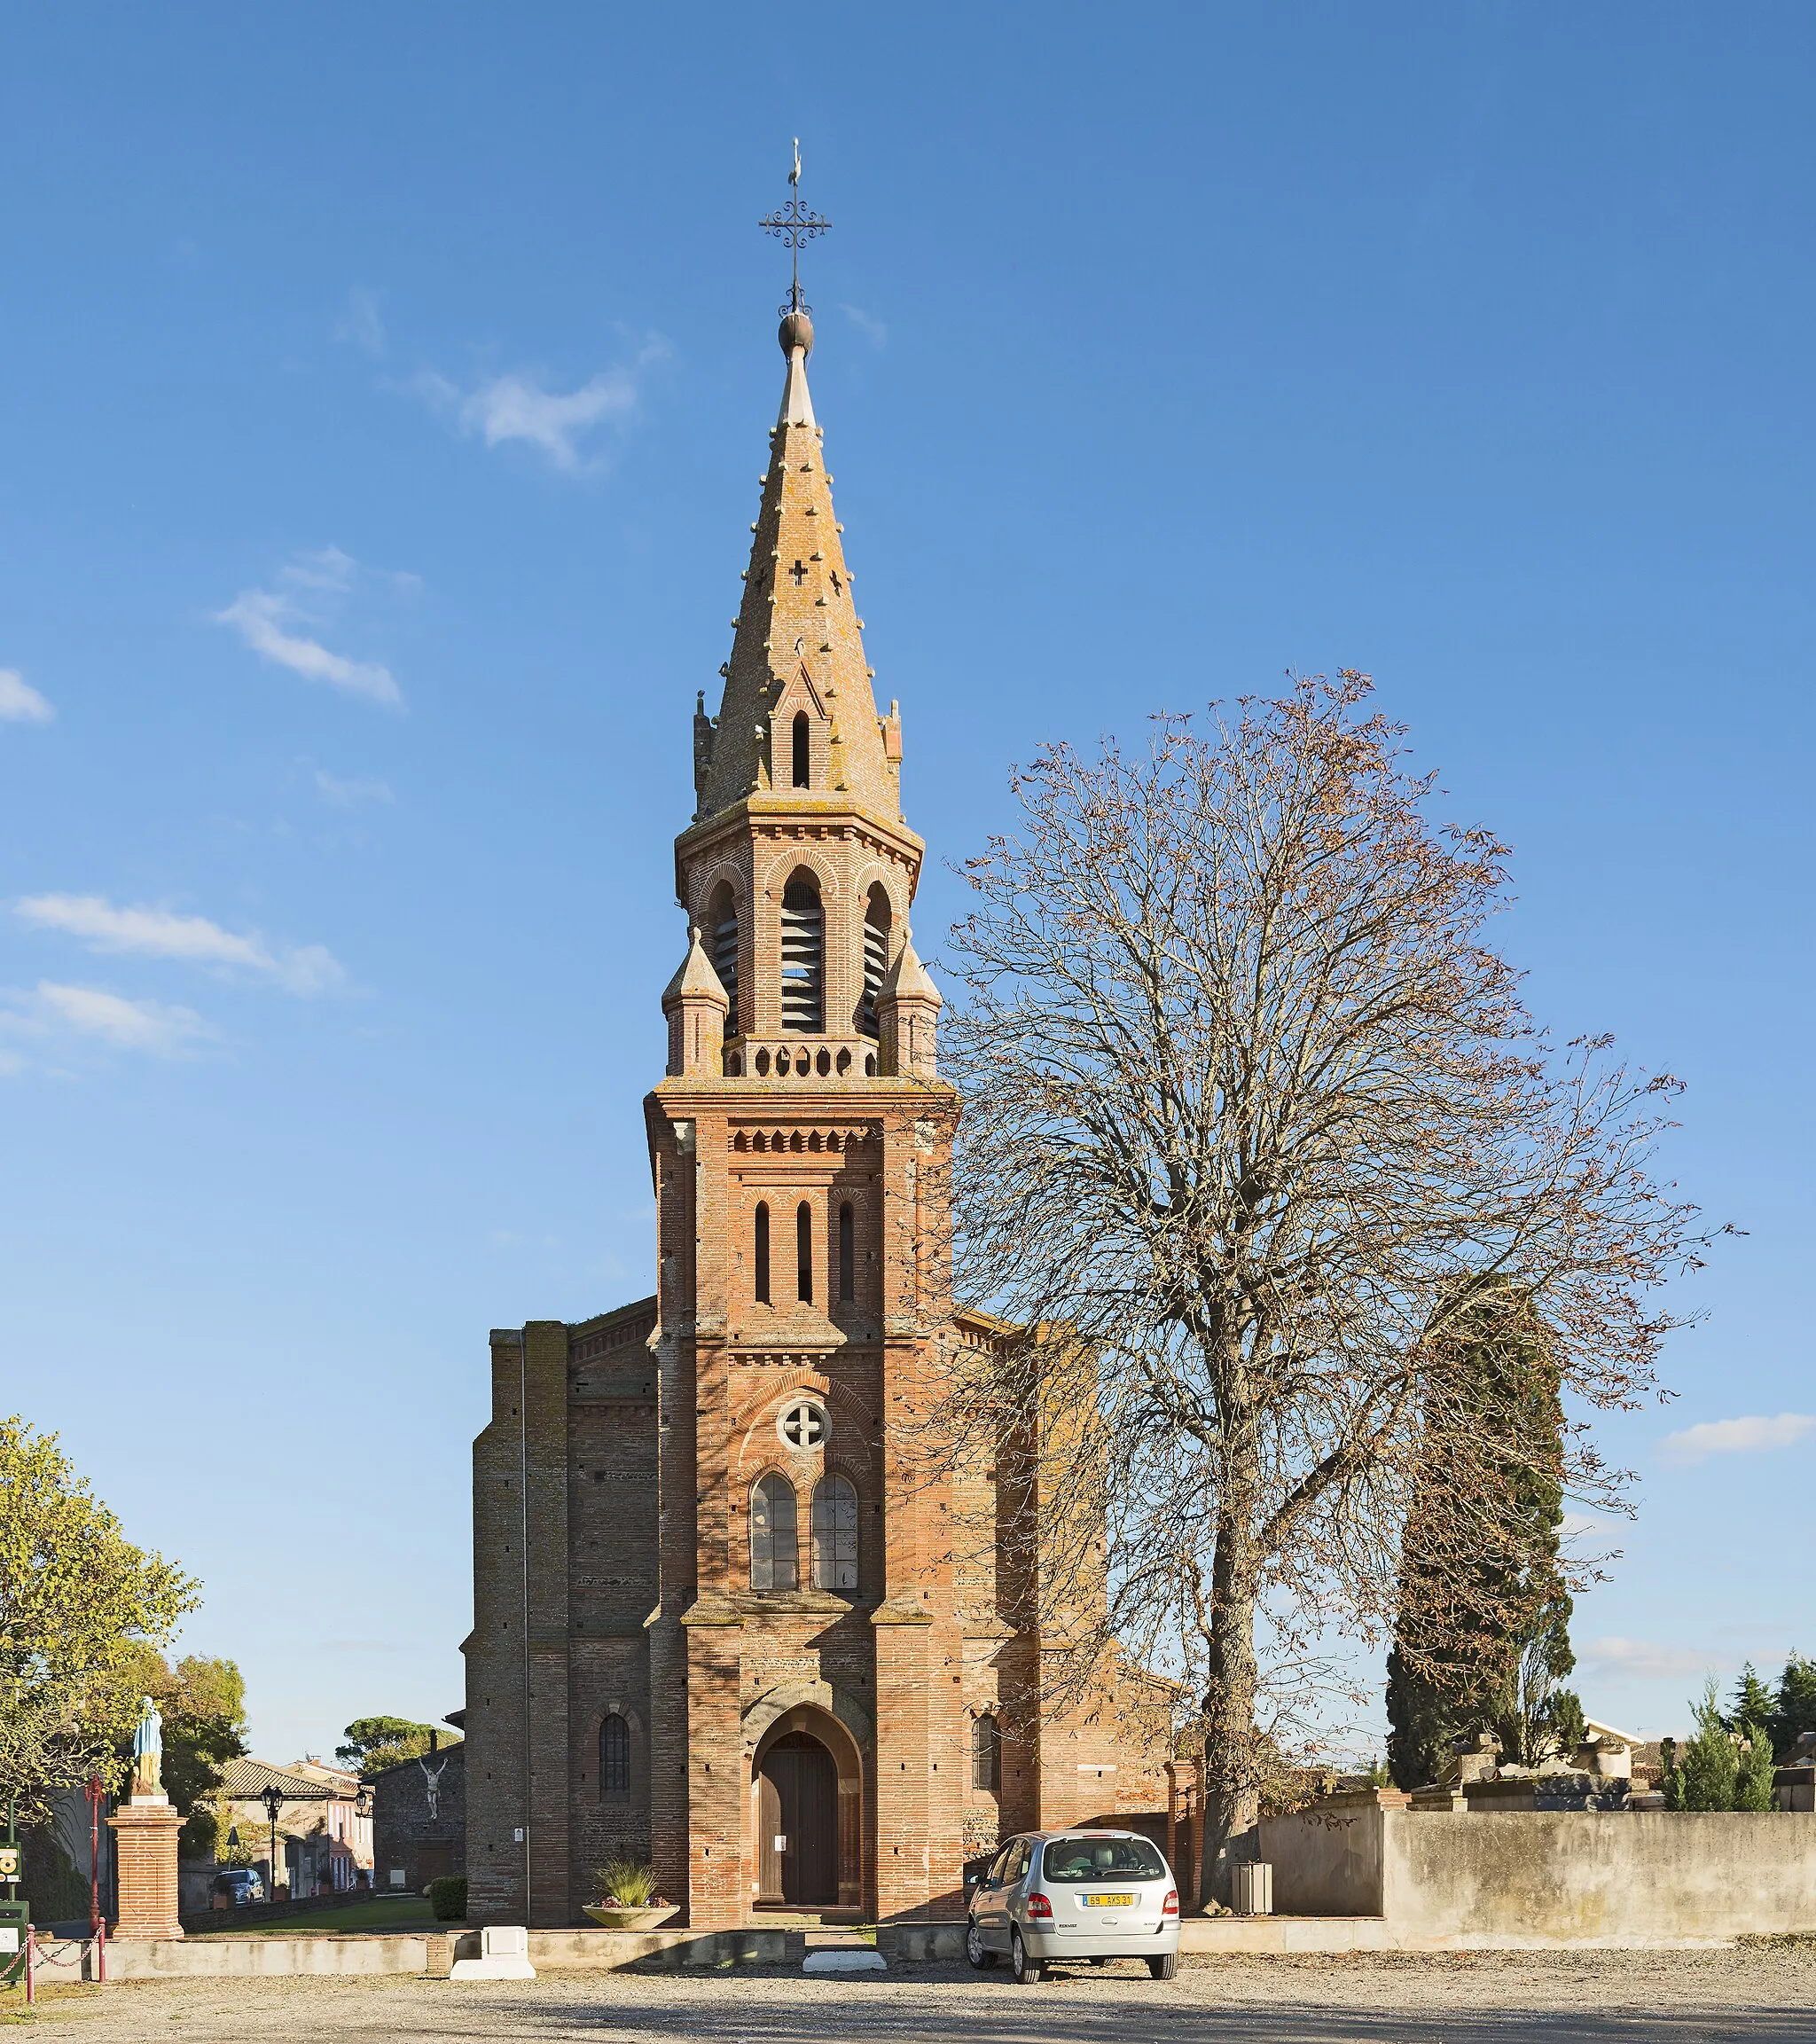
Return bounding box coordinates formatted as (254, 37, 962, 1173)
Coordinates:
(1768, 1654, 1816, 1762)
(1386, 1281, 1575, 1788)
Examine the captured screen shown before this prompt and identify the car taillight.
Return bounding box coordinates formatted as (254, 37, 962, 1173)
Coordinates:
(1162, 1889, 1179, 1915)
(1025, 1891, 1053, 1919)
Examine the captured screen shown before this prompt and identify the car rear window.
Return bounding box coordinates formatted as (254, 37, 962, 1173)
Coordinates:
(1039, 1835, 1168, 1883)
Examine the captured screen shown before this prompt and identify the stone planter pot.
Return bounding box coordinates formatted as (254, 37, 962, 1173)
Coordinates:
(584, 1904, 677, 1930)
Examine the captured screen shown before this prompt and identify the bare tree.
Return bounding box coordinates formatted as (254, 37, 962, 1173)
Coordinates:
(937, 676, 1710, 1903)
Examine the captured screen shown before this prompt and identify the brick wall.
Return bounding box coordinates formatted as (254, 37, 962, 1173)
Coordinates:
(372, 1745, 466, 1892)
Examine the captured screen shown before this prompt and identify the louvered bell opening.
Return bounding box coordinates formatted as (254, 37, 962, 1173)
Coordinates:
(712, 915, 740, 1037)
(857, 918, 888, 1038)
(779, 884, 823, 1032)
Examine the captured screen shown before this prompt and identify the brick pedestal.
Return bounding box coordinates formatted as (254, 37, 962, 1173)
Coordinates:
(109, 1797, 184, 1938)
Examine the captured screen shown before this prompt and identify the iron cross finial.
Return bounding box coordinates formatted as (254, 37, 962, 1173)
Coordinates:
(761, 138, 830, 317)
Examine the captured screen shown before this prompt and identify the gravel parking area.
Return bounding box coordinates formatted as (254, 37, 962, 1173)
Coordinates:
(12, 1947, 1816, 2041)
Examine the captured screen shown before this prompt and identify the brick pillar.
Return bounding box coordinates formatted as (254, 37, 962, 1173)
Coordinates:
(682, 1606, 745, 1928)
(872, 1606, 934, 1921)
(521, 1320, 572, 1926)
(109, 1800, 183, 1938)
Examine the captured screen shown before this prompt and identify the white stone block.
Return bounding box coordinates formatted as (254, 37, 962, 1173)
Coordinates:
(802, 1948, 887, 1972)
(450, 1925, 536, 1980)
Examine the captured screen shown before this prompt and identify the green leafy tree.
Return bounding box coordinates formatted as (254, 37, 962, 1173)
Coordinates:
(114, 1651, 248, 1855)
(1386, 1285, 1579, 1785)
(0, 1415, 199, 1820)
(336, 1715, 459, 1776)
(1769, 1654, 1816, 1762)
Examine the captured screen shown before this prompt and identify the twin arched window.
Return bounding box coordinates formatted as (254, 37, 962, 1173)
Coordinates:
(599, 1712, 630, 1797)
(750, 1472, 858, 1594)
(754, 1201, 816, 1307)
(750, 1472, 799, 1589)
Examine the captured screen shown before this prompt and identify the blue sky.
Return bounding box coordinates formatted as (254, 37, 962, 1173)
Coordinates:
(3, 2, 1812, 1763)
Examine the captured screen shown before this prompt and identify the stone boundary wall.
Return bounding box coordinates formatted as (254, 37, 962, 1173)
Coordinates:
(1262, 1796, 1816, 1947)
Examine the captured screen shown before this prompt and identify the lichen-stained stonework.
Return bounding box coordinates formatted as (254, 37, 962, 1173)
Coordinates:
(464, 310, 1170, 1930)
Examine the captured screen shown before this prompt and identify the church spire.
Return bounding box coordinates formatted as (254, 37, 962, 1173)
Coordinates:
(691, 155, 902, 828)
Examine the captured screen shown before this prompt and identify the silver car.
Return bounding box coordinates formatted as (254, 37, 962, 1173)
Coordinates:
(965, 1828, 1181, 1983)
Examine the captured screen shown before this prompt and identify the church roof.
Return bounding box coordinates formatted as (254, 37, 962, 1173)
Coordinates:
(694, 313, 898, 826)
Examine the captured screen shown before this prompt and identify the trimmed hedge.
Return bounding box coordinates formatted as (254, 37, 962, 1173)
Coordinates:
(427, 1875, 467, 1921)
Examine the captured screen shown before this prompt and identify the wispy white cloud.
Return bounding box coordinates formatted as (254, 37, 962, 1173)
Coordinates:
(15, 893, 343, 997)
(334, 286, 386, 356)
(418, 341, 666, 474)
(314, 769, 394, 809)
(214, 548, 402, 709)
(1579, 1636, 1733, 1682)
(0, 670, 54, 724)
(1661, 1413, 1816, 1468)
(0, 982, 214, 1061)
(840, 303, 888, 348)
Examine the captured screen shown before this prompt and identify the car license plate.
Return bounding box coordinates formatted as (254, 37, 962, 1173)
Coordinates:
(1086, 1892, 1136, 1907)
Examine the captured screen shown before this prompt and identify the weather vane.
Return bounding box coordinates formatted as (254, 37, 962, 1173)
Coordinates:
(760, 138, 830, 318)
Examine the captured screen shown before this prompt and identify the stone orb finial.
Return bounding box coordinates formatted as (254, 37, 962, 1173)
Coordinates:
(779, 309, 815, 356)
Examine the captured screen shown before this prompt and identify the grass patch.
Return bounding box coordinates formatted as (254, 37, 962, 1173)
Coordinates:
(192, 1895, 438, 1938)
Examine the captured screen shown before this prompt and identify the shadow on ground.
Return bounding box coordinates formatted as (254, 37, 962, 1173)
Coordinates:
(517, 1966, 1816, 2044)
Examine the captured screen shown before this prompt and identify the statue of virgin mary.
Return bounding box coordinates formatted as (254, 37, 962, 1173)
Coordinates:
(130, 1696, 165, 1799)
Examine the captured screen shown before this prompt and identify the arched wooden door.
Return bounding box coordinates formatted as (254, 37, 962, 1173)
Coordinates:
(756, 1729, 839, 1905)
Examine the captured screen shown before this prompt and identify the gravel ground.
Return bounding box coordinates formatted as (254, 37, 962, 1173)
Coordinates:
(10, 1948, 1816, 2042)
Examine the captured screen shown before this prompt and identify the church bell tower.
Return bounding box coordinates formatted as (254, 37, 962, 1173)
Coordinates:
(642, 268, 965, 1925)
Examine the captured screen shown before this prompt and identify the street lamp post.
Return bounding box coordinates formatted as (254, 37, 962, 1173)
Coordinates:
(83, 1775, 106, 1938)
(258, 1786, 285, 1902)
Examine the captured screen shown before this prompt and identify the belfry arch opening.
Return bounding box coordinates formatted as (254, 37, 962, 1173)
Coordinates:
(780, 872, 824, 1032)
(857, 884, 890, 1038)
(708, 880, 740, 1037)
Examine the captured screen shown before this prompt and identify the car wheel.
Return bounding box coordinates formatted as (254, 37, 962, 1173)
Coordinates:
(1011, 1929, 1043, 1985)
(1089, 1955, 1108, 1966)
(966, 1919, 997, 1970)
(1148, 1951, 1178, 1980)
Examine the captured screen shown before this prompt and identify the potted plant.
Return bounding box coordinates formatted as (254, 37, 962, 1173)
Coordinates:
(584, 1859, 676, 1930)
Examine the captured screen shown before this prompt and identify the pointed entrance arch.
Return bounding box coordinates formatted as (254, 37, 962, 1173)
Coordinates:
(757, 1730, 837, 1903)
(749, 1703, 865, 1910)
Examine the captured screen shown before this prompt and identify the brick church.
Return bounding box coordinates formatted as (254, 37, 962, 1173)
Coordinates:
(463, 289, 1170, 1929)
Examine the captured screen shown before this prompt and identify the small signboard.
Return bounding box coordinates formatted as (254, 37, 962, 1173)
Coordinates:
(0, 1845, 19, 1881)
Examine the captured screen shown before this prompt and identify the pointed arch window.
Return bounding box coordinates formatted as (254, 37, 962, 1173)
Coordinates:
(972, 1712, 1001, 1793)
(599, 1713, 630, 1797)
(857, 883, 890, 1038)
(792, 711, 810, 789)
(838, 1202, 854, 1304)
(780, 877, 824, 1032)
(796, 1201, 813, 1304)
(708, 881, 739, 1038)
(754, 1202, 771, 1305)
(750, 1473, 799, 1591)
(811, 1474, 858, 1592)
